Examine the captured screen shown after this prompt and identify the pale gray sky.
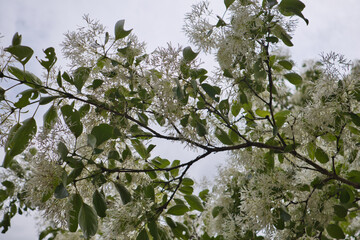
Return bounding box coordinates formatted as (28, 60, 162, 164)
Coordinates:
(292, 0, 360, 64)
(1, 0, 360, 239)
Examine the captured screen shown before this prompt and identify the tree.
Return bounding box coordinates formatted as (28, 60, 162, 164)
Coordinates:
(0, 0, 360, 239)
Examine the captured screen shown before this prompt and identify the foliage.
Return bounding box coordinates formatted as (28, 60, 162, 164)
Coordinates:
(0, 0, 360, 239)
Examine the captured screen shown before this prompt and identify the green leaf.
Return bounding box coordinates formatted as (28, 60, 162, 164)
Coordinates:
(4, 45, 33, 65)
(348, 126, 360, 135)
(57, 142, 69, 159)
(38, 47, 57, 71)
(11, 32, 22, 46)
(41, 191, 53, 204)
(43, 105, 58, 130)
(66, 157, 84, 169)
(326, 224, 345, 239)
(254, 59, 266, 79)
(125, 172, 132, 183)
(131, 139, 149, 159)
(182, 178, 194, 186)
(2, 181, 15, 196)
(272, 24, 293, 47)
(8, 66, 43, 87)
(137, 228, 149, 240)
(96, 57, 107, 69)
(14, 89, 38, 108)
(171, 222, 190, 239)
(78, 202, 98, 239)
(274, 110, 290, 118)
(265, 151, 275, 171)
(231, 100, 241, 117)
(315, 147, 329, 163)
(0, 212, 11, 234)
(4, 123, 21, 152)
(199, 189, 209, 202)
(73, 67, 91, 93)
(339, 186, 353, 204)
(255, 109, 270, 118)
(148, 221, 159, 240)
(277, 153, 284, 163)
(274, 218, 285, 230)
(144, 185, 155, 201)
(212, 206, 224, 218)
(170, 160, 180, 177)
(278, 60, 293, 70)
(61, 105, 83, 138)
(114, 20, 132, 40)
(90, 79, 104, 90)
(144, 165, 157, 179)
(108, 150, 120, 161)
(219, 99, 229, 116)
(68, 193, 83, 232)
(38, 227, 61, 240)
(215, 127, 233, 145)
(39, 96, 59, 105)
(201, 83, 220, 101)
(269, 57, 278, 70)
(347, 170, 360, 183)
(179, 186, 194, 195)
(3, 118, 37, 168)
(147, 144, 156, 155)
(184, 195, 204, 212)
(224, 0, 235, 9)
(349, 113, 360, 127)
(114, 182, 132, 205)
(180, 115, 189, 127)
(284, 72, 302, 85)
(333, 205, 347, 218)
(91, 124, 113, 147)
(165, 217, 176, 228)
(62, 71, 74, 84)
(138, 112, 149, 126)
(307, 142, 316, 160)
(56, 71, 63, 88)
(216, 16, 227, 27)
(196, 121, 207, 137)
(0, 87, 5, 101)
(151, 157, 170, 168)
(67, 167, 83, 184)
(272, 125, 278, 136)
(274, 110, 288, 128)
(122, 145, 132, 160)
(183, 46, 199, 62)
(92, 190, 107, 218)
(279, 207, 291, 221)
(278, 0, 309, 25)
(78, 104, 90, 119)
(167, 204, 189, 216)
(266, 36, 279, 43)
(54, 182, 69, 199)
(265, 0, 278, 8)
(104, 32, 110, 44)
(284, 144, 296, 152)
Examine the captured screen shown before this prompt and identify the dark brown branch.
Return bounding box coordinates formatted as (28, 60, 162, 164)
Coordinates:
(157, 151, 212, 213)
(5, 73, 360, 191)
(291, 151, 360, 189)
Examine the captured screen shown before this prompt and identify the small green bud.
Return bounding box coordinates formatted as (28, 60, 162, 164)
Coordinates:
(12, 32, 22, 46)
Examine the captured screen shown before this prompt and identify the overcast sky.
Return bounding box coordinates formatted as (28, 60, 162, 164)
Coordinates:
(1, 0, 360, 239)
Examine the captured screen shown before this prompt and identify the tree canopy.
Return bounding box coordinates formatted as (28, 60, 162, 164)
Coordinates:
(1, 0, 360, 239)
